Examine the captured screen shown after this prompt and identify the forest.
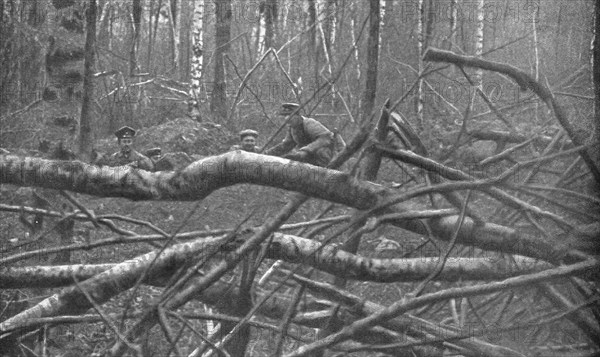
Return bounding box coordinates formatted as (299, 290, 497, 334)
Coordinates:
(1, 0, 599, 356)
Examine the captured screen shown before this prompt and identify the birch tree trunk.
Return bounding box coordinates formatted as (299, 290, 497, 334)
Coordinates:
(190, 0, 204, 120)
(474, 0, 484, 90)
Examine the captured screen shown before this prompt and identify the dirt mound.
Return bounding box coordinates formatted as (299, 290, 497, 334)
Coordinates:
(95, 118, 237, 157)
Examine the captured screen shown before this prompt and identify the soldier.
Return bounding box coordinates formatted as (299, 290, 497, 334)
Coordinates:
(265, 103, 334, 166)
(230, 129, 259, 152)
(145, 147, 162, 165)
(145, 147, 177, 171)
(105, 126, 154, 171)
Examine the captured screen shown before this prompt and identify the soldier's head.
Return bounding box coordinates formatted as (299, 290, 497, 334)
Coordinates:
(145, 147, 162, 163)
(278, 103, 304, 128)
(115, 126, 136, 154)
(239, 129, 258, 152)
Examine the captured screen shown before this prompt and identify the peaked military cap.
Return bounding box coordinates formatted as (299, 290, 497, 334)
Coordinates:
(115, 126, 136, 139)
(145, 147, 161, 157)
(278, 102, 301, 115)
(239, 129, 258, 139)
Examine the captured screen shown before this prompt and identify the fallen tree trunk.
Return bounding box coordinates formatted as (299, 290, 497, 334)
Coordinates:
(0, 153, 588, 265)
(0, 265, 524, 357)
(0, 237, 554, 289)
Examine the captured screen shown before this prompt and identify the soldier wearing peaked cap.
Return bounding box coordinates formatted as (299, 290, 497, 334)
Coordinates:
(265, 103, 334, 166)
(145, 146, 177, 171)
(104, 126, 154, 171)
(230, 129, 259, 152)
(145, 147, 162, 163)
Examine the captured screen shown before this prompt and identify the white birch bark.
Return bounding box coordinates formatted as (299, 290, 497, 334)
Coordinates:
(190, 0, 204, 117)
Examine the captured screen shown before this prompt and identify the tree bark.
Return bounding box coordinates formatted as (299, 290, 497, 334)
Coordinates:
(178, 0, 191, 81)
(210, 0, 232, 121)
(190, 0, 205, 120)
(307, 0, 319, 87)
(361, 0, 380, 121)
(263, 0, 277, 49)
(594, 0, 600, 150)
(129, 0, 142, 75)
(0, 249, 554, 288)
(78, 0, 97, 162)
(0, 152, 589, 265)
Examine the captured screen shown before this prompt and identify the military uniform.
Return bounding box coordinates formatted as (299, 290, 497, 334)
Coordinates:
(109, 150, 154, 170)
(265, 103, 334, 166)
(97, 126, 154, 171)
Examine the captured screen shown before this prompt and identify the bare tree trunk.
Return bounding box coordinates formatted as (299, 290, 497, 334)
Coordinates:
(146, 0, 154, 69)
(178, 0, 191, 81)
(308, 0, 319, 88)
(97, 0, 112, 49)
(531, 0, 540, 122)
(210, 0, 232, 121)
(361, 0, 380, 121)
(263, 0, 277, 49)
(594, 0, 600, 162)
(190, 0, 204, 120)
(474, 0, 484, 89)
(149, 0, 163, 72)
(79, 0, 97, 162)
(416, 0, 424, 131)
(448, 0, 458, 50)
(323, 1, 381, 352)
(168, 0, 180, 74)
(129, 0, 142, 75)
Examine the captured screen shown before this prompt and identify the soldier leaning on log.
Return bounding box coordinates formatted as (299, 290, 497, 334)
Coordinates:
(265, 103, 335, 167)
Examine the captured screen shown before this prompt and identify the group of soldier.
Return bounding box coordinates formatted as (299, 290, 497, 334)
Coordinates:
(95, 102, 338, 171)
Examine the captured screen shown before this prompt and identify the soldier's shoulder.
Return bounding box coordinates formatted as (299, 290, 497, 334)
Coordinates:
(131, 150, 149, 159)
(304, 118, 332, 132)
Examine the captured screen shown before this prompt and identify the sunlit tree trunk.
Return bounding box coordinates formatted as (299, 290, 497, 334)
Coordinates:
(210, 0, 232, 121)
(474, 0, 484, 89)
(190, 0, 204, 120)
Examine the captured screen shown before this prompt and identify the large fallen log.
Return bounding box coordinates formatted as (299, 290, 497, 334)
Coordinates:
(0, 153, 588, 264)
